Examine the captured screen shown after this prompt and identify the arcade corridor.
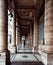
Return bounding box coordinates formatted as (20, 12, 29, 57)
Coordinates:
(10, 45, 43, 65)
(0, 0, 53, 65)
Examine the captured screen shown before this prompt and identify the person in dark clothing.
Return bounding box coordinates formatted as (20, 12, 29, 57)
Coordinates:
(24, 40, 26, 47)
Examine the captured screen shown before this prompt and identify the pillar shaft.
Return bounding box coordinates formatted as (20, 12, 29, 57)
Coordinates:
(44, 0, 53, 52)
(16, 23, 18, 46)
(18, 27, 21, 44)
(0, 0, 8, 52)
(12, 10, 16, 46)
(33, 20, 39, 51)
(16, 21, 19, 51)
(30, 25, 33, 49)
(30, 25, 32, 40)
(11, 10, 16, 53)
(26, 33, 30, 49)
(0, 0, 10, 65)
(16, 30, 18, 45)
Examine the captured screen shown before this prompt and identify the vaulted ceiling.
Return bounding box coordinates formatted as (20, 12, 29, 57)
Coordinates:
(8, 0, 44, 36)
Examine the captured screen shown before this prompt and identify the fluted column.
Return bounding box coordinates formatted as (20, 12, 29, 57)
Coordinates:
(11, 10, 16, 53)
(33, 20, 39, 52)
(0, 0, 10, 65)
(44, 0, 53, 52)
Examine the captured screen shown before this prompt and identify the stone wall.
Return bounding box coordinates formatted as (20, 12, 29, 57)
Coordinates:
(39, 15, 44, 45)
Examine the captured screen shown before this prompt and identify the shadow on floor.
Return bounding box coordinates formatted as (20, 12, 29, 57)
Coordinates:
(11, 62, 44, 65)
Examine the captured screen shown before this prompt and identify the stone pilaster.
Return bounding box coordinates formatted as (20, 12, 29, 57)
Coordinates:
(30, 25, 33, 49)
(44, 0, 53, 52)
(11, 10, 16, 53)
(26, 33, 30, 49)
(18, 27, 21, 45)
(41, 0, 53, 65)
(33, 20, 39, 52)
(16, 21, 19, 50)
(0, 0, 10, 65)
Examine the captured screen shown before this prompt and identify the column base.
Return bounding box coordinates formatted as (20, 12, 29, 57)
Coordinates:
(32, 47, 38, 53)
(32, 47, 34, 53)
(16, 45, 19, 50)
(0, 50, 10, 65)
(38, 50, 53, 65)
(10, 46, 16, 53)
(45, 45, 53, 52)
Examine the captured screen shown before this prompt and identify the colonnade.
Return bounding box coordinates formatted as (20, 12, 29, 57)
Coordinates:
(0, 0, 53, 65)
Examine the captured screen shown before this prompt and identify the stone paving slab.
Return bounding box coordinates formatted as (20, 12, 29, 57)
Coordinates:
(11, 54, 39, 62)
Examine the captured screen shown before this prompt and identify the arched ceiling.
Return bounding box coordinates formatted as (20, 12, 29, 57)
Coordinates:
(8, 0, 44, 36)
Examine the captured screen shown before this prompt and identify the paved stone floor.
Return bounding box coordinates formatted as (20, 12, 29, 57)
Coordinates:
(10, 51, 43, 65)
(11, 54, 38, 62)
(10, 45, 44, 65)
(10, 53, 44, 65)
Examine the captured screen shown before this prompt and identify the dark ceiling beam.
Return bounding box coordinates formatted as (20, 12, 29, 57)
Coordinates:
(19, 20, 29, 22)
(20, 26, 30, 28)
(17, 9, 34, 12)
(20, 27, 29, 29)
(20, 24, 30, 26)
(18, 17, 33, 22)
(21, 30, 29, 32)
(21, 29, 29, 31)
(20, 26, 30, 30)
(20, 28, 29, 30)
(20, 29, 29, 31)
(20, 31, 28, 33)
(16, 6, 36, 10)
(18, 16, 33, 19)
(21, 33, 28, 36)
(37, 0, 44, 19)
(21, 27, 29, 29)
(19, 20, 31, 24)
(20, 32, 28, 35)
(20, 25, 30, 28)
(38, 5, 44, 20)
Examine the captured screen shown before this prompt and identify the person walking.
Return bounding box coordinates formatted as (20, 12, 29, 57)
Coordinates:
(24, 40, 26, 48)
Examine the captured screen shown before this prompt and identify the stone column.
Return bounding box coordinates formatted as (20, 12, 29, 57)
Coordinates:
(41, 0, 53, 65)
(26, 33, 30, 49)
(18, 27, 21, 45)
(44, 0, 53, 52)
(16, 20, 19, 50)
(30, 25, 33, 49)
(33, 19, 39, 52)
(0, 0, 10, 65)
(11, 10, 16, 53)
